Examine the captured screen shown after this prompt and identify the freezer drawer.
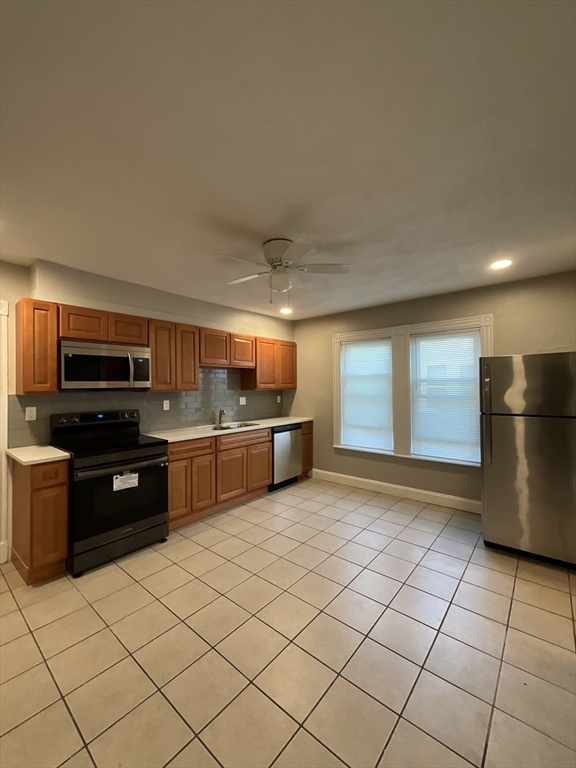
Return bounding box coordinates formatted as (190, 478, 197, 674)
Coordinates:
(482, 414, 576, 564)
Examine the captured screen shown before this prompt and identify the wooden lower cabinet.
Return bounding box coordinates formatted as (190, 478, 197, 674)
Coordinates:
(247, 442, 272, 491)
(168, 459, 192, 522)
(192, 454, 216, 511)
(30, 486, 68, 568)
(216, 448, 247, 502)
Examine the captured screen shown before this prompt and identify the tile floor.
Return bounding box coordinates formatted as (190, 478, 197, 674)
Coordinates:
(1, 478, 575, 768)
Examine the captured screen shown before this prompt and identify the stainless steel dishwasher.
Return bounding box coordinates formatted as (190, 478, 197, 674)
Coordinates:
(271, 423, 302, 490)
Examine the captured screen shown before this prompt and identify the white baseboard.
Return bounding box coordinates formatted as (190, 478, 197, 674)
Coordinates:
(311, 468, 482, 515)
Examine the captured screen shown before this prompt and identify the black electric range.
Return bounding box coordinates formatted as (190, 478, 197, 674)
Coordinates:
(51, 410, 169, 576)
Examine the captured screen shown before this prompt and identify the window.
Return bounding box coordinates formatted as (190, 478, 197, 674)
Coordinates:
(410, 330, 481, 463)
(333, 315, 492, 466)
(341, 339, 393, 451)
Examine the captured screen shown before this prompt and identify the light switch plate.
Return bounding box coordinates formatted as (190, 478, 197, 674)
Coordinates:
(25, 407, 37, 421)
(277, 395, 282, 403)
(239, 396, 246, 405)
(163, 400, 170, 411)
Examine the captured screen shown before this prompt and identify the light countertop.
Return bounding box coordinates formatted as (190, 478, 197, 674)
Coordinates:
(146, 416, 313, 443)
(7, 446, 71, 466)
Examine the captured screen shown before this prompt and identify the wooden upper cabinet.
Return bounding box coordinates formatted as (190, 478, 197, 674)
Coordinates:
(277, 341, 297, 389)
(200, 328, 231, 366)
(16, 299, 59, 394)
(59, 304, 108, 341)
(255, 337, 278, 388)
(176, 323, 200, 391)
(149, 320, 176, 390)
(230, 334, 255, 368)
(108, 313, 148, 345)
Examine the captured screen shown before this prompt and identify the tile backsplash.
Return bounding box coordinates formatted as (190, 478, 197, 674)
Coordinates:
(8, 368, 282, 447)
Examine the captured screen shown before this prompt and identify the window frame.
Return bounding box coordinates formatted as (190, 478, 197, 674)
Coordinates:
(333, 314, 493, 466)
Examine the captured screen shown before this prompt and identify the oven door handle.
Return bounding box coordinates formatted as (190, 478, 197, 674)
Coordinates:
(74, 456, 168, 481)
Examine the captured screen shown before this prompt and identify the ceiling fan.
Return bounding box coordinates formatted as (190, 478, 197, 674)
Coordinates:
(225, 239, 350, 297)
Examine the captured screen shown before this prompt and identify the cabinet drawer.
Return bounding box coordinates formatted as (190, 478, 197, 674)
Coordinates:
(31, 461, 68, 491)
(168, 438, 216, 461)
(216, 429, 271, 452)
(302, 421, 313, 435)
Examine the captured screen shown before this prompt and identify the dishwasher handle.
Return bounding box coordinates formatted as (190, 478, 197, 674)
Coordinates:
(272, 423, 302, 434)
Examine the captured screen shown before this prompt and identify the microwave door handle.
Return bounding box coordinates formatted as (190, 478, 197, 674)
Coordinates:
(128, 351, 134, 387)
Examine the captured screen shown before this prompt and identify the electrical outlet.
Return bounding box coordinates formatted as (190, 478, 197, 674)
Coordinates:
(25, 407, 37, 421)
(163, 400, 170, 411)
(277, 395, 282, 403)
(239, 396, 246, 406)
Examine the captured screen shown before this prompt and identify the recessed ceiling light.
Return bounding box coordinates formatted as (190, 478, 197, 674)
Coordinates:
(490, 259, 512, 270)
(280, 307, 292, 315)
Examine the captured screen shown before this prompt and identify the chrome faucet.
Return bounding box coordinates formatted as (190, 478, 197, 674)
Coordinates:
(218, 408, 226, 426)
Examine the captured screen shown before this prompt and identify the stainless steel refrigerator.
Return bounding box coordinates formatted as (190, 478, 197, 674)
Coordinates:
(480, 351, 576, 565)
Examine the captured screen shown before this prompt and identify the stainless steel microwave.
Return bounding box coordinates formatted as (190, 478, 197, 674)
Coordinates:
(60, 341, 152, 389)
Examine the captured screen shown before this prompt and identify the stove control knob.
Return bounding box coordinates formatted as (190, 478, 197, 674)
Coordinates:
(70, 416, 79, 423)
(130, 411, 137, 418)
(57, 417, 67, 424)
(120, 412, 128, 419)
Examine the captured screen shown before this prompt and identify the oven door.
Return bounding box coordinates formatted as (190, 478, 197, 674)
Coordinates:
(71, 456, 168, 553)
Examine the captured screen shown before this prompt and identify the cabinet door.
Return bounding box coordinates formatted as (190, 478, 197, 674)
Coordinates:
(192, 454, 216, 511)
(256, 337, 278, 388)
(149, 320, 176, 390)
(230, 334, 255, 368)
(176, 323, 200, 391)
(16, 299, 58, 394)
(30, 485, 68, 569)
(302, 432, 313, 474)
(108, 313, 148, 345)
(200, 328, 231, 366)
(247, 442, 272, 491)
(168, 459, 192, 521)
(59, 304, 108, 341)
(216, 448, 247, 502)
(277, 341, 297, 389)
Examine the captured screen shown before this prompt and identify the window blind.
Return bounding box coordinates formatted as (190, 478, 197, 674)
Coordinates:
(410, 329, 481, 463)
(340, 339, 393, 451)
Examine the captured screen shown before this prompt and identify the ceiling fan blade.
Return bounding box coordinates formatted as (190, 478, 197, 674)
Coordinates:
(223, 253, 269, 267)
(226, 271, 269, 285)
(295, 264, 351, 274)
(281, 240, 315, 264)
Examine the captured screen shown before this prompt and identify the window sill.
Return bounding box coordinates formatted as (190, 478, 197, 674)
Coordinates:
(333, 444, 481, 468)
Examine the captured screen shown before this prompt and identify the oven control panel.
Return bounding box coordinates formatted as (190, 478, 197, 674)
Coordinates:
(51, 410, 140, 428)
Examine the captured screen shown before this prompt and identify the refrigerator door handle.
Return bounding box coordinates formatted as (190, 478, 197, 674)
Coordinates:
(482, 361, 492, 414)
(483, 415, 492, 465)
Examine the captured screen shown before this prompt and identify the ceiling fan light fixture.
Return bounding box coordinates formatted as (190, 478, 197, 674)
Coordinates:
(269, 271, 292, 293)
(280, 307, 292, 315)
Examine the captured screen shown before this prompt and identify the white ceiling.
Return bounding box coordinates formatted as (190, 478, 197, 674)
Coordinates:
(1, 1, 575, 319)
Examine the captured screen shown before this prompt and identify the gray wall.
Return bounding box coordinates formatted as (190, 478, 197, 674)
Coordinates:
(288, 271, 576, 502)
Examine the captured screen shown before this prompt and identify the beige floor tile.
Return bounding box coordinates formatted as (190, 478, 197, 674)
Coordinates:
(259, 558, 309, 589)
(297, 500, 329, 514)
(453, 581, 511, 624)
(167, 738, 219, 767)
(352, 529, 393, 552)
(517, 559, 570, 593)
(390, 585, 449, 629)
(176, 521, 211, 539)
(279, 507, 311, 523)
(256, 644, 336, 721)
(273, 729, 346, 768)
(92, 582, 154, 624)
(135, 623, 209, 686)
(462, 563, 514, 597)
(509, 601, 575, 651)
(48, 628, 127, 695)
(324, 588, 384, 634)
(118, 549, 171, 580)
(257, 592, 319, 639)
(231, 547, 279, 573)
(259, 534, 300, 556)
(425, 633, 500, 703)
(348, 569, 402, 605)
(289, 572, 343, 609)
(210, 516, 254, 535)
(392, 499, 427, 515)
(384, 540, 427, 565)
(295, 613, 363, 672)
(340, 511, 376, 529)
(469, 547, 517, 576)
(163, 649, 247, 731)
(380, 719, 473, 767)
(236, 525, 275, 544)
(179, 549, 226, 577)
(334, 541, 378, 567)
(0, 663, 60, 736)
(186, 595, 250, 644)
(496, 663, 576, 750)
(60, 747, 95, 768)
(226, 574, 282, 614)
(200, 561, 252, 592)
(332, 498, 363, 512)
(0, 700, 83, 768)
(320, 505, 349, 521)
(0, 573, 10, 593)
(504, 627, 576, 693)
(217, 616, 288, 678)
(314, 555, 363, 585)
(305, 677, 397, 768)
(514, 578, 573, 617)
(0, 633, 43, 683)
(66, 657, 155, 742)
(369, 609, 437, 665)
(380, 510, 415, 527)
(441, 526, 480, 547)
(33, 605, 105, 658)
(368, 519, 405, 538)
(284, 544, 330, 570)
(21, 588, 88, 630)
(325, 521, 364, 541)
(202, 684, 297, 768)
(139, 564, 193, 597)
(404, 670, 491, 766)
(396, 527, 437, 548)
(210, 536, 253, 559)
(368, 552, 416, 582)
(159, 537, 205, 562)
(160, 579, 219, 619)
(306, 513, 340, 531)
(441, 604, 506, 658)
(418, 507, 453, 524)
(345, 637, 420, 713)
(419, 550, 467, 578)
(72, 563, 134, 603)
(0, 610, 29, 646)
(233, 507, 273, 524)
(89, 692, 192, 768)
(430, 537, 473, 561)
(408, 517, 445, 536)
(448, 513, 482, 531)
(13, 575, 73, 608)
(260, 516, 297, 533)
(307, 532, 348, 554)
(110, 600, 179, 651)
(406, 565, 459, 601)
(485, 709, 576, 768)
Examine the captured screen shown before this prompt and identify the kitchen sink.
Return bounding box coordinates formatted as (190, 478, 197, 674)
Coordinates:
(203, 422, 260, 431)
